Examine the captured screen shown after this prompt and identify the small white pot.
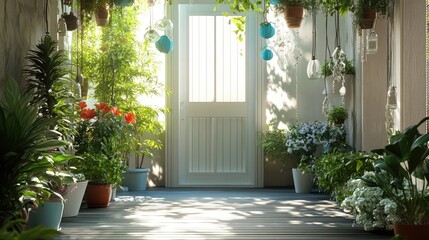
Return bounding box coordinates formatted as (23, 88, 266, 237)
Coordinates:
(62, 180, 88, 218)
(292, 168, 313, 194)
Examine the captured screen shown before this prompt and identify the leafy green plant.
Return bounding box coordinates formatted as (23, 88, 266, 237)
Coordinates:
(73, 1, 164, 167)
(24, 35, 77, 142)
(274, 0, 315, 10)
(0, 219, 58, 240)
(0, 78, 74, 228)
(354, 0, 390, 30)
(327, 105, 348, 125)
(314, 150, 374, 203)
(261, 129, 299, 166)
(318, 0, 354, 15)
(321, 58, 355, 77)
(362, 117, 429, 225)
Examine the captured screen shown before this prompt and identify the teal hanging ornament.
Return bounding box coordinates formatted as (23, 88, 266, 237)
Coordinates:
(261, 47, 273, 61)
(269, 0, 280, 5)
(156, 35, 174, 54)
(259, 22, 275, 39)
(114, 0, 134, 7)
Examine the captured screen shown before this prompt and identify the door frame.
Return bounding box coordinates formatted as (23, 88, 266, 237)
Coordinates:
(165, 0, 265, 187)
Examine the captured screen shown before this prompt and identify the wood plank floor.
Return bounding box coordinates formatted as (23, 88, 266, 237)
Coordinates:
(56, 188, 393, 240)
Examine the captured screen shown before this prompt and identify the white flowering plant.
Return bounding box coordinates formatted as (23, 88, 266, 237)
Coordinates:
(341, 171, 396, 231)
(285, 121, 346, 171)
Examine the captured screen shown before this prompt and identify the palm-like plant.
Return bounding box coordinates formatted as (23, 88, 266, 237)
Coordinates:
(24, 35, 76, 141)
(0, 78, 72, 227)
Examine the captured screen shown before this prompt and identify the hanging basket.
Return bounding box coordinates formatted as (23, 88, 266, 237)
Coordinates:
(95, 4, 110, 27)
(62, 12, 78, 31)
(281, 5, 304, 28)
(359, 10, 376, 30)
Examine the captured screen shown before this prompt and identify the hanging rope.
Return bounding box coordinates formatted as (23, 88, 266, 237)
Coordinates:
(322, 13, 330, 115)
(45, 0, 49, 35)
(311, 0, 316, 58)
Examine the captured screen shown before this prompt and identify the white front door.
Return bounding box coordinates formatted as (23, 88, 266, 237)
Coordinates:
(171, 3, 257, 186)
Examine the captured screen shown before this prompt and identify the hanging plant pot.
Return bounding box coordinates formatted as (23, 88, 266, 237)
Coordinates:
(95, 3, 110, 27)
(358, 10, 376, 30)
(114, 0, 134, 7)
(281, 5, 304, 28)
(62, 12, 78, 31)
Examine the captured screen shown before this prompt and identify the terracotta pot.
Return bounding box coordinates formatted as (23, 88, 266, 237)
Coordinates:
(95, 4, 110, 27)
(359, 10, 376, 30)
(281, 6, 304, 28)
(393, 223, 429, 240)
(85, 183, 111, 208)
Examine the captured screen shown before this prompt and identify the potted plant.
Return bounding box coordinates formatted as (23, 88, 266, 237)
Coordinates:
(354, 0, 389, 30)
(321, 57, 355, 94)
(0, 78, 74, 230)
(361, 117, 429, 238)
(327, 105, 348, 125)
(261, 128, 300, 187)
(285, 121, 346, 193)
(272, 0, 315, 28)
(73, 101, 137, 207)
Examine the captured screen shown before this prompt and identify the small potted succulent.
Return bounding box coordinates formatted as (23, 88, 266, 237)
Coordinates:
(327, 105, 348, 126)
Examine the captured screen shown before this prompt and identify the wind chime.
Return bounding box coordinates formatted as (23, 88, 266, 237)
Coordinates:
(331, 10, 347, 104)
(259, 0, 276, 61)
(306, 0, 321, 79)
(144, 0, 174, 54)
(385, 1, 397, 138)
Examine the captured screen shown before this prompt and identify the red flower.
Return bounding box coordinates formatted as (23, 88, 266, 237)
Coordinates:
(111, 106, 122, 116)
(95, 102, 107, 111)
(78, 101, 87, 109)
(124, 112, 136, 124)
(102, 105, 111, 114)
(81, 108, 96, 119)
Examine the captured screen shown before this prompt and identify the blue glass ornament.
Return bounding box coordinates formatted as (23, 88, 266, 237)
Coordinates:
(261, 47, 273, 61)
(259, 22, 275, 39)
(156, 35, 174, 54)
(269, 0, 280, 5)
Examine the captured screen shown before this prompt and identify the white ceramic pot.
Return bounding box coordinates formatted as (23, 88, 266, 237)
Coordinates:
(292, 168, 313, 194)
(62, 180, 88, 217)
(122, 168, 149, 191)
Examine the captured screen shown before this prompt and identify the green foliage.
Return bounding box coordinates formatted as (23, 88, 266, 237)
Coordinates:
(0, 219, 58, 240)
(314, 150, 375, 203)
(321, 58, 355, 77)
(24, 35, 77, 142)
(275, 0, 315, 10)
(73, 1, 164, 166)
(354, 0, 390, 30)
(362, 117, 429, 224)
(318, 0, 354, 15)
(261, 129, 298, 166)
(216, 0, 264, 14)
(0, 77, 73, 228)
(327, 105, 348, 125)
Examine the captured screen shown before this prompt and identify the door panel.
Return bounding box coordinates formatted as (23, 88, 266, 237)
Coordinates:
(176, 4, 256, 186)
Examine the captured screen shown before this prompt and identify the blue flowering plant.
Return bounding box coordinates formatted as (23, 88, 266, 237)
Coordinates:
(285, 121, 346, 172)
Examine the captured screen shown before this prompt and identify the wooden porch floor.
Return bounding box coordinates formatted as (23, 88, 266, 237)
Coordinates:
(56, 188, 392, 240)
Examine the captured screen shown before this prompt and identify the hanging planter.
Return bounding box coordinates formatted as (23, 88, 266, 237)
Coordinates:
(259, 22, 275, 39)
(155, 35, 174, 54)
(95, 3, 110, 27)
(358, 10, 376, 29)
(114, 0, 134, 7)
(281, 5, 304, 28)
(62, 12, 78, 31)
